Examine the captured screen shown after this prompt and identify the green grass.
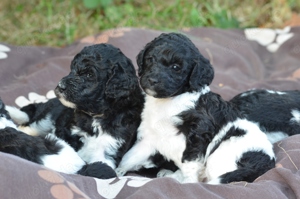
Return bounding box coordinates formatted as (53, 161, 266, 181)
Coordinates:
(0, 0, 299, 47)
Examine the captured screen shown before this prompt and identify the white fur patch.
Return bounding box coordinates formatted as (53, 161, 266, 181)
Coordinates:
(5, 106, 29, 124)
(139, 90, 206, 165)
(266, 131, 288, 144)
(117, 88, 210, 179)
(157, 169, 184, 182)
(266, 90, 286, 95)
(72, 123, 123, 169)
(18, 114, 54, 136)
(240, 89, 286, 98)
(58, 97, 76, 109)
(41, 134, 85, 174)
(204, 119, 274, 182)
(290, 109, 300, 124)
(0, 117, 17, 129)
(240, 90, 255, 97)
(17, 126, 41, 136)
(144, 89, 157, 96)
(116, 139, 158, 176)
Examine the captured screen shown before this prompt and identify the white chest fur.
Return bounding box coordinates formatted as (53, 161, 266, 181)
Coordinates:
(138, 87, 210, 166)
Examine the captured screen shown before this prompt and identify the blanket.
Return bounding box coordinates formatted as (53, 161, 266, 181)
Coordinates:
(0, 26, 300, 199)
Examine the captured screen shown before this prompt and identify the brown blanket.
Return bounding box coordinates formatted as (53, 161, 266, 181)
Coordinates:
(0, 27, 300, 199)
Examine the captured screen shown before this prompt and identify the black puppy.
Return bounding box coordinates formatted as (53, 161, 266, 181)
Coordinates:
(230, 89, 300, 143)
(0, 99, 116, 179)
(7, 44, 144, 171)
(116, 33, 275, 184)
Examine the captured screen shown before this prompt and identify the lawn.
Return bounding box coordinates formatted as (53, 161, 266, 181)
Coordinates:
(0, 0, 299, 47)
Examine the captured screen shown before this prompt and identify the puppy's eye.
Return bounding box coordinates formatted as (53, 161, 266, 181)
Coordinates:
(86, 72, 94, 78)
(171, 65, 181, 71)
(146, 57, 154, 63)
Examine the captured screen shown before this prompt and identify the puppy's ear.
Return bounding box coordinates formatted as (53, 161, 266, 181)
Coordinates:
(105, 61, 137, 99)
(189, 56, 214, 90)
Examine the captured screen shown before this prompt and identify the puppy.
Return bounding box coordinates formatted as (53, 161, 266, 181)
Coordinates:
(230, 89, 300, 143)
(116, 33, 275, 184)
(6, 98, 83, 150)
(0, 99, 116, 179)
(7, 44, 145, 170)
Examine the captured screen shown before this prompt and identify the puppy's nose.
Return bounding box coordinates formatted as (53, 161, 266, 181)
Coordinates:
(57, 81, 66, 91)
(148, 78, 158, 86)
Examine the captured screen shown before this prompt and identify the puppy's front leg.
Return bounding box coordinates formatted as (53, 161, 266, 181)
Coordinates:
(158, 161, 205, 183)
(180, 161, 205, 183)
(157, 169, 184, 182)
(116, 140, 156, 176)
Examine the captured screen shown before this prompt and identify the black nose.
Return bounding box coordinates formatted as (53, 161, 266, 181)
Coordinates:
(57, 81, 66, 91)
(148, 78, 158, 86)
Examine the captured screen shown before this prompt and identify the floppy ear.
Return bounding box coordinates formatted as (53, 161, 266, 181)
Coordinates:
(189, 56, 214, 90)
(105, 61, 137, 99)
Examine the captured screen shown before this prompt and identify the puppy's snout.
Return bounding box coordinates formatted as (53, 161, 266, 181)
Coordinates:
(57, 81, 66, 91)
(148, 78, 158, 86)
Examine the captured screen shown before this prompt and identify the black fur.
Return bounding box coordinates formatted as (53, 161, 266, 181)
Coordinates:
(117, 33, 275, 184)
(19, 99, 83, 150)
(77, 161, 117, 179)
(7, 44, 145, 172)
(230, 89, 300, 142)
(0, 99, 116, 178)
(0, 126, 62, 164)
(137, 33, 214, 97)
(54, 44, 144, 166)
(177, 92, 251, 162)
(219, 151, 275, 183)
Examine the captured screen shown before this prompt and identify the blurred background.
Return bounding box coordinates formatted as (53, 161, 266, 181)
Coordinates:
(0, 0, 299, 47)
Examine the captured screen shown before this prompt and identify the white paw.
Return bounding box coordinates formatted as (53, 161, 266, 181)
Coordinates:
(115, 168, 127, 177)
(207, 178, 221, 185)
(157, 169, 174, 178)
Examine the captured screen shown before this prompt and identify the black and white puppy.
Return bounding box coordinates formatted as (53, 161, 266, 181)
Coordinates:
(6, 98, 83, 150)
(7, 44, 145, 170)
(116, 33, 275, 184)
(230, 89, 300, 143)
(0, 99, 116, 179)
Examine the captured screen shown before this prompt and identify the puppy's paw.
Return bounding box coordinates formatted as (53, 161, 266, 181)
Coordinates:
(157, 169, 174, 178)
(206, 177, 221, 185)
(115, 168, 127, 177)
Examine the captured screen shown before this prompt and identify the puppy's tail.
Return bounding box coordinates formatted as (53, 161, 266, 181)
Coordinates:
(5, 106, 29, 124)
(77, 162, 117, 179)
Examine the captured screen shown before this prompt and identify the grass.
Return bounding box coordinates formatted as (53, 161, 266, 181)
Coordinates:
(0, 0, 299, 47)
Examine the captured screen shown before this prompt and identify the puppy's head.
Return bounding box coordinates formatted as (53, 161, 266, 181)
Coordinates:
(137, 33, 214, 98)
(55, 44, 138, 115)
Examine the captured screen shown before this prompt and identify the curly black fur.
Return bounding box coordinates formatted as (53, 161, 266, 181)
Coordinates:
(6, 44, 145, 176)
(230, 89, 300, 143)
(117, 33, 275, 184)
(0, 99, 116, 178)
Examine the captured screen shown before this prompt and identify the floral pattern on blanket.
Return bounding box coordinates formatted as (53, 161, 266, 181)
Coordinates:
(244, 26, 294, 52)
(95, 177, 152, 199)
(0, 44, 10, 59)
(14, 90, 56, 107)
(38, 169, 91, 199)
